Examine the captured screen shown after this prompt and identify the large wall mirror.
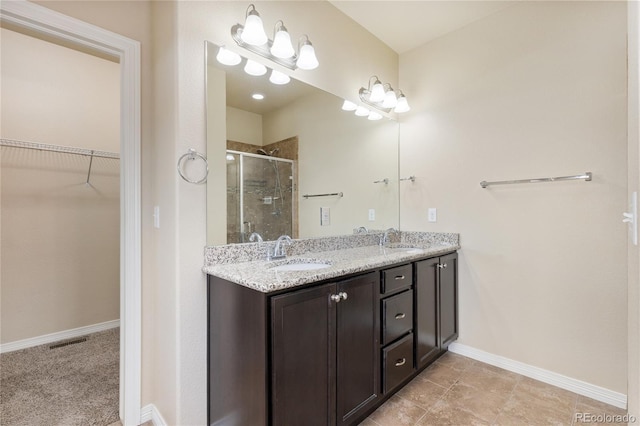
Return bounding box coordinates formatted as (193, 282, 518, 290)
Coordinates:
(205, 41, 400, 245)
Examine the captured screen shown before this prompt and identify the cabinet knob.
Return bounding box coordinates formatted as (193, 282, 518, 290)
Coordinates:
(338, 291, 348, 301)
(437, 263, 448, 269)
(330, 294, 341, 303)
(395, 358, 406, 367)
(395, 313, 406, 320)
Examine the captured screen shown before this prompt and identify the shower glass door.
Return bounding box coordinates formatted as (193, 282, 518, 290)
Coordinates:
(226, 150, 294, 243)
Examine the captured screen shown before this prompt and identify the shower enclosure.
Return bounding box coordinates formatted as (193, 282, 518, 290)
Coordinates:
(226, 150, 295, 243)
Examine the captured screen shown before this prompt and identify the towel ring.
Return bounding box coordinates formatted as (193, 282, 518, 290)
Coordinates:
(177, 148, 209, 184)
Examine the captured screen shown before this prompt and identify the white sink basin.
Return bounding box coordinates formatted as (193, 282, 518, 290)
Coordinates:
(270, 260, 332, 272)
(385, 244, 425, 254)
(272, 263, 331, 272)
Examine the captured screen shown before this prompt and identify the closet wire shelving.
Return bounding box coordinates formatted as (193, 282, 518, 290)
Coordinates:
(0, 138, 120, 184)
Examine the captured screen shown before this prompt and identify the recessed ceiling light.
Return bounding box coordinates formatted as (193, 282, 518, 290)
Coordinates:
(252, 93, 265, 100)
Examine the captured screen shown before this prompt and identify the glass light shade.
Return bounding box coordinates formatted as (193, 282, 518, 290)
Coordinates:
(270, 28, 295, 59)
(269, 69, 290, 85)
(382, 90, 398, 108)
(296, 41, 319, 70)
(394, 95, 411, 113)
(341, 100, 358, 111)
(241, 11, 268, 46)
(216, 46, 241, 66)
(244, 59, 267, 76)
(368, 111, 383, 121)
(369, 81, 385, 103)
(355, 106, 370, 117)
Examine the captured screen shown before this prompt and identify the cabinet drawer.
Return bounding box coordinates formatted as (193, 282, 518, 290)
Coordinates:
(382, 333, 414, 394)
(382, 290, 413, 345)
(381, 264, 413, 294)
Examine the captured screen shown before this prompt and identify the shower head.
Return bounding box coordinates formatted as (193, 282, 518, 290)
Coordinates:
(256, 149, 268, 156)
(269, 148, 280, 156)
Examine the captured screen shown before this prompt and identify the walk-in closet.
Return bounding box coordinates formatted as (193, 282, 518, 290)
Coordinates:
(0, 26, 121, 425)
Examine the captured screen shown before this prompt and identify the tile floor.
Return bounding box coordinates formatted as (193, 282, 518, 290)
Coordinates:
(360, 352, 628, 426)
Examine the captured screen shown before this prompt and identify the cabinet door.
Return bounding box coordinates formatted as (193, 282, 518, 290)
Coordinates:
(336, 272, 379, 425)
(415, 258, 440, 368)
(439, 252, 459, 349)
(271, 284, 336, 426)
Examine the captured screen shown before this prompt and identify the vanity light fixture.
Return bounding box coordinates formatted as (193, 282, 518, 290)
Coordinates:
(244, 59, 267, 76)
(354, 106, 370, 117)
(341, 100, 358, 111)
(240, 4, 268, 46)
(231, 4, 319, 71)
(367, 111, 383, 121)
(359, 76, 410, 114)
(269, 69, 290, 85)
(394, 91, 411, 113)
(216, 46, 242, 66)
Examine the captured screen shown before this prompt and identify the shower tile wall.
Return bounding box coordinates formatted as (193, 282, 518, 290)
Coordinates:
(226, 139, 298, 243)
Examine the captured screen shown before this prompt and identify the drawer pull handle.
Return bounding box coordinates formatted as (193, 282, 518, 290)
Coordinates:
(394, 275, 405, 280)
(395, 358, 406, 367)
(395, 313, 406, 320)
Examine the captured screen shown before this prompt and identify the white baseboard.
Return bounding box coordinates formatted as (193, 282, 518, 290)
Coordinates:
(0, 319, 120, 354)
(448, 342, 627, 409)
(140, 404, 167, 426)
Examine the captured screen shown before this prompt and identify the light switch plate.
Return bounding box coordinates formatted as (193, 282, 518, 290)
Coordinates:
(368, 209, 375, 221)
(321, 207, 331, 226)
(428, 208, 437, 223)
(153, 206, 160, 228)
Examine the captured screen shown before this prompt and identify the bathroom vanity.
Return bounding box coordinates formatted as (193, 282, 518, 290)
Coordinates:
(204, 232, 459, 426)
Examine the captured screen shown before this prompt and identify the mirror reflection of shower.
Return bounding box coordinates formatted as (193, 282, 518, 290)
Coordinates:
(226, 149, 295, 243)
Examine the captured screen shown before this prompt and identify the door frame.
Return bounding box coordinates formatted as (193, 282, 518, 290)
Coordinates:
(0, 1, 142, 424)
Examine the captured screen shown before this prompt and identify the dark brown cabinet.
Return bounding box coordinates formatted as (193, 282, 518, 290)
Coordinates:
(415, 252, 459, 369)
(207, 250, 457, 426)
(271, 272, 379, 426)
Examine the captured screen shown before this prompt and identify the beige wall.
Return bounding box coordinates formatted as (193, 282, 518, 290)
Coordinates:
(399, 1, 628, 394)
(226, 106, 262, 146)
(627, 1, 640, 418)
(263, 91, 399, 236)
(0, 28, 120, 343)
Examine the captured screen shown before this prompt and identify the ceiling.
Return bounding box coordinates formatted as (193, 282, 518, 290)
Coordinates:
(328, 1, 514, 54)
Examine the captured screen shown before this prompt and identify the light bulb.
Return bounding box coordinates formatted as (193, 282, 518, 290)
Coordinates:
(269, 69, 290, 85)
(241, 5, 268, 46)
(368, 111, 383, 121)
(296, 38, 319, 70)
(341, 100, 358, 111)
(216, 46, 241, 66)
(226, 154, 235, 161)
(244, 59, 267, 76)
(270, 23, 295, 59)
(355, 106, 369, 117)
(382, 90, 398, 108)
(369, 80, 385, 103)
(252, 93, 264, 100)
(394, 94, 411, 113)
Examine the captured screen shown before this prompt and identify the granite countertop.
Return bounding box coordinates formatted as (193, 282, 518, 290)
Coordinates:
(203, 241, 459, 293)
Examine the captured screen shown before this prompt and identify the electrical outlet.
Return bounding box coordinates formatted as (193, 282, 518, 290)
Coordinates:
(153, 206, 160, 228)
(428, 208, 437, 223)
(368, 209, 376, 221)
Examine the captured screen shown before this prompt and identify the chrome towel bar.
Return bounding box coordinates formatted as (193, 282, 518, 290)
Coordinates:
(303, 192, 344, 199)
(480, 172, 592, 188)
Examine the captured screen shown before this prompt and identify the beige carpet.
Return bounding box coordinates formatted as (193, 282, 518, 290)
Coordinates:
(1, 328, 120, 426)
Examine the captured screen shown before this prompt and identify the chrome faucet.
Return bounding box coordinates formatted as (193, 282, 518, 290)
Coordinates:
(271, 235, 293, 259)
(248, 232, 263, 243)
(355, 226, 369, 234)
(379, 228, 398, 246)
